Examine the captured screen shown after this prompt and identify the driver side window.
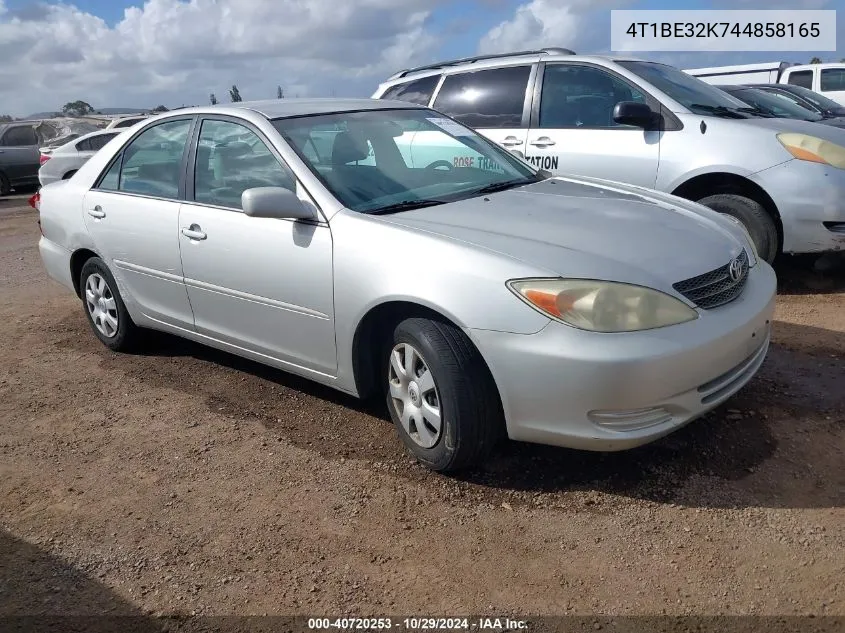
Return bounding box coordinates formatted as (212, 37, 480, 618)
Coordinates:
(539, 65, 648, 129)
(194, 119, 296, 210)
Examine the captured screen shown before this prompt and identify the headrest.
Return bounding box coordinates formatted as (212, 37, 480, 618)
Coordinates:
(331, 131, 369, 165)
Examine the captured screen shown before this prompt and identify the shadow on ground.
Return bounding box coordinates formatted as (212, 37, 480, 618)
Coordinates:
(51, 308, 845, 511)
(775, 253, 845, 295)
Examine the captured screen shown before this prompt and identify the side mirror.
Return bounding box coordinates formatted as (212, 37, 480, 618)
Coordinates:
(241, 187, 316, 220)
(613, 101, 657, 128)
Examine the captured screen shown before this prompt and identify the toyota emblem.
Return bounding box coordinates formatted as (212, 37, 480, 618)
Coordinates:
(728, 257, 744, 282)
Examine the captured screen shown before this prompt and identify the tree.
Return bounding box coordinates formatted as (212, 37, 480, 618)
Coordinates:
(276, 85, 284, 99)
(229, 85, 242, 102)
(210, 93, 218, 105)
(61, 100, 94, 116)
(809, 56, 823, 64)
(0, 114, 13, 122)
(151, 105, 168, 113)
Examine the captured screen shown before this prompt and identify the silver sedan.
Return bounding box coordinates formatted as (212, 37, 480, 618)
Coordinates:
(37, 99, 776, 471)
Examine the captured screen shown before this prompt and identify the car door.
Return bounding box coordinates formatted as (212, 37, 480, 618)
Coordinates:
(83, 117, 196, 329)
(178, 116, 336, 375)
(525, 63, 660, 187)
(0, 124, 40, 186)
(431, 64, 532, 161)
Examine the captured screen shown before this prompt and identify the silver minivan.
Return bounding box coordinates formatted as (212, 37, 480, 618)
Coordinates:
(372, 49, 845, 263)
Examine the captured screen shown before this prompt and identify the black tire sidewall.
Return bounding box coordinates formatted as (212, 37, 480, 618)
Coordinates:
(696, 194, 778, 263)
(0, 172, 10, 196)
(385, 321, 461, 471)
(79, 257, 136, 351)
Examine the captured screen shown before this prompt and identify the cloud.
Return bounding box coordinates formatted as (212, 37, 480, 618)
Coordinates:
(478, 0, 633, 55)
(0, 0, 445, 116)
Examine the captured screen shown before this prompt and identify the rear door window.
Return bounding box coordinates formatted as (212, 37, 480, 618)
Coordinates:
(96, 119, 192, 199)
(0, 125, 37, 146)
(786, 70, 813, 89)
(432, 65, 531, 129)
(380, 75, 441, 105)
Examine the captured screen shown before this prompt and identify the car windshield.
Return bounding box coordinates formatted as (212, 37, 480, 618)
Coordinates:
(773, 84, 845, 115)
(617, 61, 753, 116)
(272, 108, 541, 214)
(726, 87, 823, 121)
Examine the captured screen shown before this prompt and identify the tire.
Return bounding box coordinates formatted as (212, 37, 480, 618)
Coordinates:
(62, 170, 77, 180)
(384, 317, 503, 472)
(696, 194, 778, 264)
(79, 257, 141, 352)
(0, 172, 10, 196)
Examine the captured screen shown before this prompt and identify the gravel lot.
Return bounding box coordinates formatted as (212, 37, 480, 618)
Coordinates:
(0, 196, 843, 625)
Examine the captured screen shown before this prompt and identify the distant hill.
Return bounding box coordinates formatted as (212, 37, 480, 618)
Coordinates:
(24, 107, 149, 118)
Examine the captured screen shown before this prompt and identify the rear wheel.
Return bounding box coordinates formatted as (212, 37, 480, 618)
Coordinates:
(79, 257, 141, 352)
(696, 193, 778, 264)
(384, 317, 502, 472)
(0, 172, 10, 196)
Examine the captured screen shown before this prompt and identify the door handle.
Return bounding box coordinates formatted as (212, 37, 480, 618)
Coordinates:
(87, 206, 106, 219)
(529, 137, 556, 148)
(181, 225, 207, 241)
(500, 136, 523, 147)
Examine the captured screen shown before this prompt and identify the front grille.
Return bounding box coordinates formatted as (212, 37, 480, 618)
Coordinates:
(673, 250, 749, 309)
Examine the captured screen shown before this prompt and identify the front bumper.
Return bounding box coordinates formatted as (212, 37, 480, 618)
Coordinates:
(468, 262, 777, 451)
(751, 159, 845, 254)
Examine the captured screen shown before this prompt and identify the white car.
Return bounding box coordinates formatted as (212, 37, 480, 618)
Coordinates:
(105, 116, 149, 130)
(38, 129, 123, 186)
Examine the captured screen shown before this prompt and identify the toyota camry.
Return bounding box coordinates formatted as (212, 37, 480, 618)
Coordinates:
(37, 99, 777, 471)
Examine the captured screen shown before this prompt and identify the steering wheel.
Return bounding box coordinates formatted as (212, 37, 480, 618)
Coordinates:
(425, 160, 453, 172)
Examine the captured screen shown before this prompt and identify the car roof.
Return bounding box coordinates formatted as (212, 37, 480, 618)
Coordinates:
(165, 98, 419, 121)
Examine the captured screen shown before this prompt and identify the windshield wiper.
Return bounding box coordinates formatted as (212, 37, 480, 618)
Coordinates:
(689, 103, 752, 119)
(367, 199, 445, 215)
(471, 178, 530, 196)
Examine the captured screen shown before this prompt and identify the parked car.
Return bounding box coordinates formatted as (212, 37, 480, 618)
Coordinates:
(684, 61, 845, 105)
(0, 121, 40, 195)
(38, 129, 124, 186)
(372, 49, 845, 263)
(750, 83, 845, 119)
(37, 99, 776, 471)
(105, 115, 149, 130)
(716, 84, 845, 128)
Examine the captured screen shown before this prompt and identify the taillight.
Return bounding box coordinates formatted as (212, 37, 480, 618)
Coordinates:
(39, 153, 51, 165)
(29, 192, 40, 211)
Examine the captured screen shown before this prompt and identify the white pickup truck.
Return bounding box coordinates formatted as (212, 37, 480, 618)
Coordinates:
(684, 62, 845, 105)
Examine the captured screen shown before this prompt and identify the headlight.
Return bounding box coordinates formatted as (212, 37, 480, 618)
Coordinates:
(508, 279, 698, 333)
(777, 133, 845, 169)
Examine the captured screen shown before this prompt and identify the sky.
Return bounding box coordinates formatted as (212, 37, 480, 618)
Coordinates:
(0, 0, 842, 117)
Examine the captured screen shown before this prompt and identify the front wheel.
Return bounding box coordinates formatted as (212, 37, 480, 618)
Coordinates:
(696, 194, 778, 264)
(384, 317, 502, 472)
(79, 257, 141, 352)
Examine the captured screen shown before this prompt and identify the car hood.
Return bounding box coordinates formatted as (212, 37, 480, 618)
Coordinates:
(378, 177, 747, 293)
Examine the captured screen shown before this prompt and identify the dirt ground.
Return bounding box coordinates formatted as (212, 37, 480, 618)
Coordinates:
(0, 196, 843, 626)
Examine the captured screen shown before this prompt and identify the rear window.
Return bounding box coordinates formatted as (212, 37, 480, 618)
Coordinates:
(820, 68, 845, 93)
(786, 70, 813, 89)
(77, 134, 117, 152)
(432, 65, 531, 129)
(380, 75, 440, 105)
